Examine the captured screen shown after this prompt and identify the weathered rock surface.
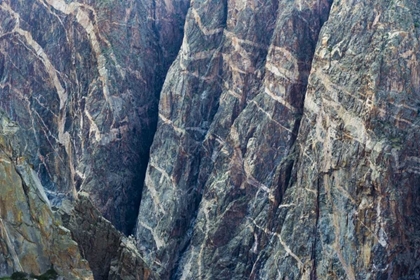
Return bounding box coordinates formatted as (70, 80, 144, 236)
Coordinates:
(136, 0, 420, 279)
(0, 111, 93, 279)
(60, 191, 154, 280)
(0, 0, 189, 234)
(264, 1, 420, 278)
(136, 0, 333, 278)
(108, 236, 153, 280)
(1, 110, 154, 279)
(1, 0, 420, 279)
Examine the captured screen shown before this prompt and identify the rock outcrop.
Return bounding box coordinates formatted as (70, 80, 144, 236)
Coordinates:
(136, 0, 420, 279)
(1, 0, 420, 279)
(0, 111, 153, 279)
(0, 111, 93, 279)
(60, 192, 154, 280)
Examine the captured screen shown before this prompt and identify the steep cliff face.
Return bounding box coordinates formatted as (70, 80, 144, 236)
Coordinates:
(136, 0, 333, 278)
(268, 0, 420, 278)
(137, 0, 420, 279)
(1, 0, 420, 279)
(0, 0, 188, 234)
(0, 112, 93, 279)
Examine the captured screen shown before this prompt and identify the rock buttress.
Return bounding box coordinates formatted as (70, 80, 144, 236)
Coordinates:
(260, 0, 420, 279)
(135, 0, 333, 278)
(0, 111, 93, 279)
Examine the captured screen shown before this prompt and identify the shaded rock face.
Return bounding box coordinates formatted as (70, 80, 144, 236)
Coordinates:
(60, 192, 153, 280)
(0, 111, 153, 280)
(0, 112, 93, 279)
(108, 236, 153, 280)
(0, 0, 189, 234)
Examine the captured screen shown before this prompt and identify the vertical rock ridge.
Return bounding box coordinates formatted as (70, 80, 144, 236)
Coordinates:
(178, 1, 333, 279)
(263, 0, 420, 278)
(136, 0, 333, 278)
(136, 1, 228, 277)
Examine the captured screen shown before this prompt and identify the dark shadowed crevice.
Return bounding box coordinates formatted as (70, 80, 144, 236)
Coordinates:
(126, 0, 191, 235)
(310, 176, 321, 280)
(272, 1, 333, 276)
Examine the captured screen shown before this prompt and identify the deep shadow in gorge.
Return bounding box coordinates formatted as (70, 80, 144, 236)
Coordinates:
(121, 0, 192, 235)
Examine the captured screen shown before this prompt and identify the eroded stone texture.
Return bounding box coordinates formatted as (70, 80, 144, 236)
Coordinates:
(0, 0, 189, 234)
(137, 0, 420, 279)
(2, 0, 420, 279)
(136, 0, 333, 278)
(0, 111, 93, 279)
(108, 236, 153, 280)
(60, 192, 154, 280)
(0, 110, 154, 279)
(135, 0, 228, 277)
(258, 0, 420, 279)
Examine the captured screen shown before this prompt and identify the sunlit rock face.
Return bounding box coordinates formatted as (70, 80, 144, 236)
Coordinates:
(0, 111, 93, 279)
(0, 111, 153, 279)
(1, 0, 420, 279)
(277, 1, 420, 278)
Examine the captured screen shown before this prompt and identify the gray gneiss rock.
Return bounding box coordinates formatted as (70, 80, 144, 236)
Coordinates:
(136, 0, 420, 279)
(0, 111, 93, 279)
(0, 0, 189, 234)
(0, 110, 153, 279)
(264, 1, 420, 278)
(135, 0, 333, 278)
(2, 0, 420, 279)
(60, 192, 154, 280)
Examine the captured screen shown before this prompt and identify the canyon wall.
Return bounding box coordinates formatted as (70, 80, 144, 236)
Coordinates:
(136, 0, 420, 279)
(1, 0, 420, 279)
(0, 0, 188, 234)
